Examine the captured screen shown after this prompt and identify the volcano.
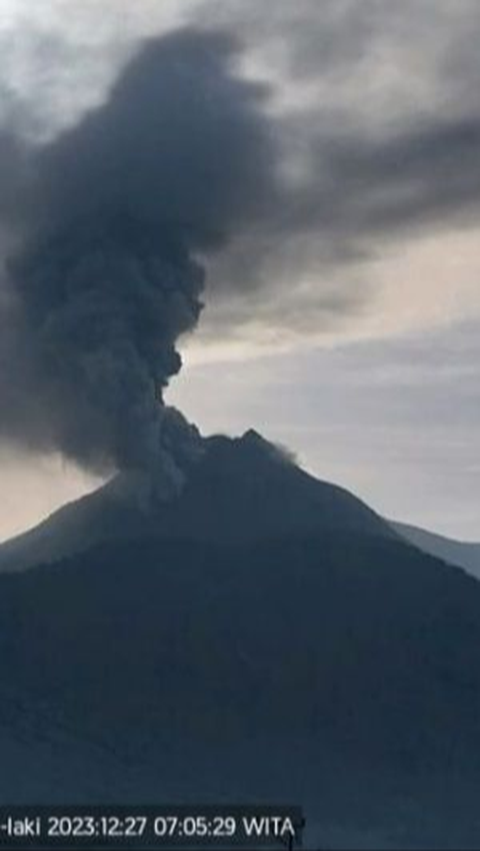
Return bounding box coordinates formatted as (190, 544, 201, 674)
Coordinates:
(0, 429, 395, 573)
(1, 432, 480, 848)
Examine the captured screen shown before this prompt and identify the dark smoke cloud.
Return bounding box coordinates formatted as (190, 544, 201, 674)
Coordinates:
(0, 28, 275, 493)
(2, 6, 480, 490)
(0, 131, 32, 242)
(191, 0, 480, 338)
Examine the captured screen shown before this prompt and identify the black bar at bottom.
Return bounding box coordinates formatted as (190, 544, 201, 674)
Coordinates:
(0, 806, 304, 850)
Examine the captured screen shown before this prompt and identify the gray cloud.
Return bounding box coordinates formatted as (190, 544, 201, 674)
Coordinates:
(187, 0, 480, 334)
(199, 111, 480, 341)
(0, 28, 276, 490)
(1, 3, 480, 483)
(298, 117, 480, 236)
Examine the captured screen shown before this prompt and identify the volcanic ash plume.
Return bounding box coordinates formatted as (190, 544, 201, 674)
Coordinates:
(0, 29, 274, 501)
(7, 220, 205, 501)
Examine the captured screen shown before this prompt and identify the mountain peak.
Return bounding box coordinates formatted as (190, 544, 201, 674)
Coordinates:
(240, 428, 267, 445)
(203, 430, 292, 473)
(0, 428, 397, 573)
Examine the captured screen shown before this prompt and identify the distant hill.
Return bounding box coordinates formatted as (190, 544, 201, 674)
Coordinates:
(0, 430, 395, 573)
(394, 521, 480, 581)
(2, 533, 480, 847)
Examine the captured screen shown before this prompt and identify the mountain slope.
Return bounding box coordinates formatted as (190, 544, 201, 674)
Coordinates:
(0, 430, 396, 572)
(0, 476, 152, 574)
(2, 432, 480, 845)
(0, 684, 143, 803)
(394, 521, 480, 580)
(2, 533, 480, 847)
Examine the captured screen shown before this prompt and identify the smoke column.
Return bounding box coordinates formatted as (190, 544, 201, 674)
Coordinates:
(0, 29, 275, 499)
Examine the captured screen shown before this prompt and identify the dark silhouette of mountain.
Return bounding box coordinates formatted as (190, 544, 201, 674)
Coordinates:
(2, 533, 480, 847)
(2, 431, 480, 845)
(394, 521, 480, 581)
(0, 430, 395, 573)
(0, 474, 150, 574)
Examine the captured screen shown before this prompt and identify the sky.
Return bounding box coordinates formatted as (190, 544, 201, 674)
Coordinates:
(0, 0, 479, 541)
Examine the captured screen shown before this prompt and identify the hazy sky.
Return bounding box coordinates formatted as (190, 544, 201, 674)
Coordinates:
(0, 0, 479, 541)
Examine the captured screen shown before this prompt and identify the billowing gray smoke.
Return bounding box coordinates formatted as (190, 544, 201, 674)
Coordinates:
(3, 12, 479, 502)
(0, 29, 274, 498)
